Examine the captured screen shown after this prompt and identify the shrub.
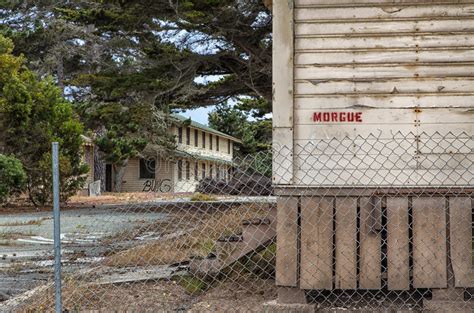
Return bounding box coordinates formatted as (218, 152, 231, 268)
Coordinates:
(0, 34, 88, 205)
(0, 154, 26, 203)
(190, 192, 217, 202)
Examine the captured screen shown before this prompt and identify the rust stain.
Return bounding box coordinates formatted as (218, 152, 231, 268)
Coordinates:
(381, 7, 403, 14)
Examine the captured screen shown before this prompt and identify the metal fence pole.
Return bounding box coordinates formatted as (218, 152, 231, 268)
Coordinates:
(52, 142, 62, 313)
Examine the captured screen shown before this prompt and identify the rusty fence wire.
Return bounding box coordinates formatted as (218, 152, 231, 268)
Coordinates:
(0, 131, 472, 312)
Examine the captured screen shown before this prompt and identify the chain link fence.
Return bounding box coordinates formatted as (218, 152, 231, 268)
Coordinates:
(0, 132, 472, 311)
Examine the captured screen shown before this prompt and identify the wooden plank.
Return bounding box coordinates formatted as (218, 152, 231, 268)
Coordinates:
(295, 34, 474, 51)
(273, 128, 294, 185)
(359, 197, 382, 289)
(295, 79, 474, 95)
(387, 197, 410, 290)
(295, 49, 474, 66)
(295, 94, 474, 109)
(294, 64, 474, 80)
(275, 187, 474, 197)
(276, 197, 299, 287)
(293, 168, 473, 188)
(273, 0, 294, 128)
(296, 0, 474, 7)
(294, 123, 416, 140)
(449, 197, 473, 287)
(412, 197, 447, 288)
(272, 0, 294, 185)
(295, 5, 474, 21)
(294, 137, 417, 157)
(294, 123, 474, 140)
(335, 197, 357, 289)
(295, 108, 474, 126)
(300, 197, 334, 290)
(296, 49, 474, 66)
(295, 19, 474, 36)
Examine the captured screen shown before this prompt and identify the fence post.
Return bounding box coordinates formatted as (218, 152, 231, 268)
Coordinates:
(52, 142, 62, 313)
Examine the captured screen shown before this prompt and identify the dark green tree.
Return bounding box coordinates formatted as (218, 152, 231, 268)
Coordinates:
(208, 104, 271, 156)
(1, 1, 272, 114)
(0, 35, 88, 204)
(0, 154, 27, 203)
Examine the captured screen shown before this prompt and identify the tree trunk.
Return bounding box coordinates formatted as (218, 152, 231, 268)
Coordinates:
(112, 160, 128, 193)
(93, 127, 106, 191)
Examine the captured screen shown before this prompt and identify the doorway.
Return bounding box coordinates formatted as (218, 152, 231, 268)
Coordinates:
(105, 164, 112, 192)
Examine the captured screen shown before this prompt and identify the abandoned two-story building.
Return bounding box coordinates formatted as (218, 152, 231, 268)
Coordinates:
(82, 114, 240, 194)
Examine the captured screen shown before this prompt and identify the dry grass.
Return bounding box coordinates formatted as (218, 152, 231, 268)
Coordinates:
(190, 192, 217, 202)
(18, 276, 276, 312)
(103, 204, 268, 267)
(16, 203, 276, 312)
(0, 217, 50, 227)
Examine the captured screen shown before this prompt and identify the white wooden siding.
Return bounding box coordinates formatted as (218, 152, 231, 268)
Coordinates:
(274, 0, 474, 187)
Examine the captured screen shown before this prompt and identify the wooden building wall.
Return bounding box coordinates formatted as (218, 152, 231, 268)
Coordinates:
(272, 0, 474, 187)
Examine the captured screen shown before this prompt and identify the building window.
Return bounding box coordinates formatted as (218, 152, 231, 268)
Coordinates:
(216, 136, 219, 151)
(178, 160, 183, 181)
(178, 127, 183, 144)
(194, 129, 198, 147)
(186, 161, 190, 180)
(216, 165, 220, 180)
(209, 134, 213, 150)
(228, 139, 231, 154)
(210, 164, 213, 178)
(186, 127, 190, 145)
(139, 158, 155, 179)
(202, 163, 206, 179)
(202, 131, 206, 148)
(194, 162, 198, 181)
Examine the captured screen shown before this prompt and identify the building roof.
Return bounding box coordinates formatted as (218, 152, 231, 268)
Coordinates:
(171, 114, 242, 143)
(174, 150, 235, 165)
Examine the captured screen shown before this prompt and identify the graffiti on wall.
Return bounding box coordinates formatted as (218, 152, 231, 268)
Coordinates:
(142, 179, 172, 193)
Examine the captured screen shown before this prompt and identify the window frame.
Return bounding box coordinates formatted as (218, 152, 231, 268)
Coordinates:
(185, 161, 190, 180)
(194, 162, 198, 181)
(177, 160, 183, 181)
(139, 158, 156, 179)
(178, 127, 183, 144)
(186, 127, 191, 145)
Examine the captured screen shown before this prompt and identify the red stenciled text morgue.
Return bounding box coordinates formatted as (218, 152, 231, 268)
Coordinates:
(313, 112, 363, 123)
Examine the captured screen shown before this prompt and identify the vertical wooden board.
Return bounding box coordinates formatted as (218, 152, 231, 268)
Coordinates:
(387, 197, 410, 290)
(276, 196, 299, 287)
(412, 197, 447, 288)
(272, 0, 294, 185)
(359, 197, 382, 289)
(273, 128, 294, 185)
(300, 197, 334, 290)
(272, 0, 293, 128)
(449, 197, 473, 288)
(335, 197, 357, 289)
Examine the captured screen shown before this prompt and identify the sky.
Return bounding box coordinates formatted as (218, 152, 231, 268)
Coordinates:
(180, 106, 213, 125)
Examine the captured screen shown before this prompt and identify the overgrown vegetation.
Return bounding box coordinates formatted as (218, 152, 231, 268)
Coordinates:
(0, 35, 88, 204)
(103, 204, 267, 267)
(1, 1, 273, 171)
(190, 192, 217, 202)
(0, 154, 26, 203)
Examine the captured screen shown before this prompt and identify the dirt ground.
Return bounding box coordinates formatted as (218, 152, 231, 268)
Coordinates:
(16, 277, 277, 312)
(0, 193, 176, 214)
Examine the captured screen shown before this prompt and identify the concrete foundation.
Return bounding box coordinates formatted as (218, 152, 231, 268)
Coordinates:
(423, 288, 473, 313)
